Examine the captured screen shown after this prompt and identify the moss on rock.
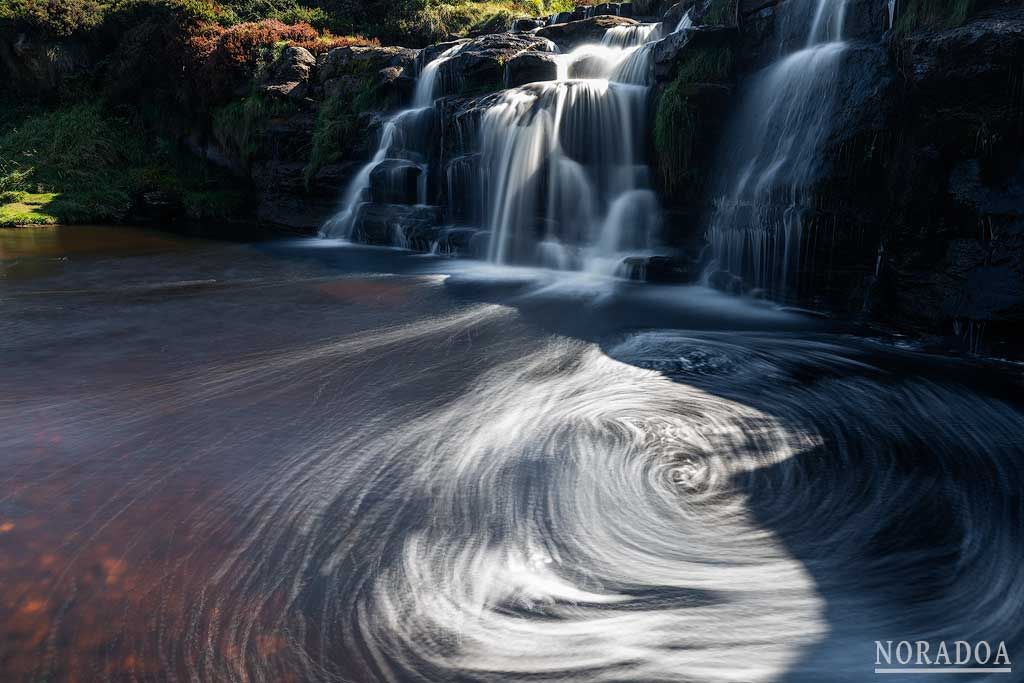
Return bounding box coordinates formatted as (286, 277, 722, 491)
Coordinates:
(653, 44, 733, 200)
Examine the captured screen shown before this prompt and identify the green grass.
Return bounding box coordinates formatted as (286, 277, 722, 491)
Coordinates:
(212, 94, 298, 167)
(0, 193, 61, 226)
(894, 0, 975, 32)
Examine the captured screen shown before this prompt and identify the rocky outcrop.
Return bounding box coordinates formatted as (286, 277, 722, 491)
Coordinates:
(434, 33, 556, 98)
(536, 16, 639, 51)
(260, 46, 316, 100)
(877, 7, 1024, 344)
(505, 51, 559, 87)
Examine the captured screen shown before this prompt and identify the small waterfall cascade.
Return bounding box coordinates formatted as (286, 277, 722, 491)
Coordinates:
(706, 0, 849, 296)
(320, 44, 466, 239)
(323, 20, 666, 276)
(453, 26, 663, 273)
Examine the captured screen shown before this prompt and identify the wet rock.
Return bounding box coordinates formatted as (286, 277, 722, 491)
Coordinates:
(652, 24, 736, 83)
(369, 159, 424, 204)
(618, 255, 697, 282)
(707, 269, 745, 294)
(435, 227, 484, 256)
(536, 16, 640, 51)
(352, 203, 442, 245)
(435, 33, 556, 98)
(661, 1, 694, 31)
(251, 162, 358, 233)
(505, 51, 560, 87)
(513, 18, 545, 31)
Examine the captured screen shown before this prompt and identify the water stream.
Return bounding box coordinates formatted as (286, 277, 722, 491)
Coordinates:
(707, 0, 850, 296)
(322, 20, 666, 275)
(1, 226, 1021, 681)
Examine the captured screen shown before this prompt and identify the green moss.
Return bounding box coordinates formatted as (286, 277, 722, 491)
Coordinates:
(895, 0, 975, 33)
(212, 94, 297, 167)
(305, 79, 381, 183)
(654, 45, 733, 198)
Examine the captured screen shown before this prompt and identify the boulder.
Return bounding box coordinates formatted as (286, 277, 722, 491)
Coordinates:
(652, 25, 736, 84)
(618, 254, 697, 282)
(536, 16, 640, 51)
(260, 45, 316, 100)
(512, 18, 545, 31)
(505, 51, 560, 87)
(434, 33, 556, 98)
(317, 46, 418, 83)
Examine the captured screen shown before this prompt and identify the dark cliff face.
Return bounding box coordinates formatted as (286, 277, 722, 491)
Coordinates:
(653, 0, 1024, 351)
(881, 7, 1024, 350)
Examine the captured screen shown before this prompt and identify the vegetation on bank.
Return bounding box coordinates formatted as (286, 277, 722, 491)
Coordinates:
(0, 101, 248, 226)
(0, 0, 575, 47)
(0, 0, 578, 226)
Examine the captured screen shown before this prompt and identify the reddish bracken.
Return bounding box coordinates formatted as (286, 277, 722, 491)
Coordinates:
(185, 19, 379, 96)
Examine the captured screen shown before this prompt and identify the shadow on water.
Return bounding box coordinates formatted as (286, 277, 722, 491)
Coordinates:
(265, 240, 1024, 680)
(3, 233, 1022, 681)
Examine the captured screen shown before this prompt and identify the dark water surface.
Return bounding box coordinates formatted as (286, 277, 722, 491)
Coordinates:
(1, 226, 1022, 682)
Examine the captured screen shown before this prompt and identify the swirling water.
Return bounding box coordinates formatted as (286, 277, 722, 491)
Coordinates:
(1, 227, 1022, 682)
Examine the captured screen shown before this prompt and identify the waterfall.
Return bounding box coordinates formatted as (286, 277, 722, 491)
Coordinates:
(470, 80, 656, 270)
(323, 22, 663, 276)
(706, 0, 849, 296)
(320, 44, 465, 239)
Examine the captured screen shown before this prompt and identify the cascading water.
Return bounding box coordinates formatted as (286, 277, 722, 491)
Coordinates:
(319, 44, 466, 239)
(324, 22, 666, 276)
(457, 28, 663, 273)
(706, 0, 849, 296)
